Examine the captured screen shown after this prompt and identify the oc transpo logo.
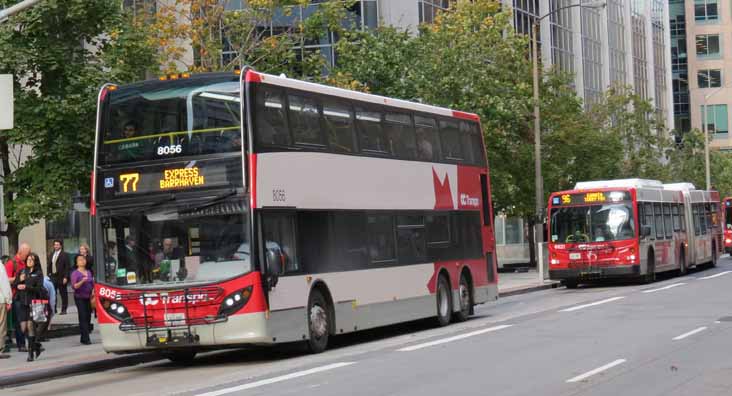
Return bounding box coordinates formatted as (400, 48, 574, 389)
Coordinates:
(460, 193, 480, 207)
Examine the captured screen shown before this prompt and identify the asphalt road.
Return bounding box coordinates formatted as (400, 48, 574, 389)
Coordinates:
(12, 258, 732, 396)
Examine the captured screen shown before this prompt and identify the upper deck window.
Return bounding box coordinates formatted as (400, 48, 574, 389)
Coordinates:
(100, 76, 242, 165)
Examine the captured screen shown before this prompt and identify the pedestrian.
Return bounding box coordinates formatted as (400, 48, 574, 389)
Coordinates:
(37, 274, 56, 342)
(47, 239, 70, 315)
(0, 256, 11, 359)
(13, 252, 45, 361)
(6, 243, 30, 352)
(71, 255, 94, 345)
(76, 243, 94, 275)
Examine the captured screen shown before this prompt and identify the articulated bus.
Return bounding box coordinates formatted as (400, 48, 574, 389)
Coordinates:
(547, 179, 721, 288)
(723, 197, 732, 254)
(91, 69, 498, 360)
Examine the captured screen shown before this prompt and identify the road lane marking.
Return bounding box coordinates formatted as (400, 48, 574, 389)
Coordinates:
(397, 325, 512, 352)
(566, 359, 627, 383)
(642, 283, 686, 293)
(698, 271, 732, 280)
(194, 362, 356, 396)
(672, 326, 707, 341)
(559, 297, 625, 312)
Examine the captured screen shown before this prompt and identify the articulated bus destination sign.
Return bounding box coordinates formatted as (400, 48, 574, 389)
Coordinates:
(99, 159, 241, 199)
(552, 191, 631, 206)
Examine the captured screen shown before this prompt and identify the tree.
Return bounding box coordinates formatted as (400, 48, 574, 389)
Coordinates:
(0, 0, 158, 252)
(150, 0, 355, 76)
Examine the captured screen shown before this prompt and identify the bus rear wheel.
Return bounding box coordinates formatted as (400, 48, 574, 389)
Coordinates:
(453, 272, 472, 322)
(711, 242, 718, 268)
(306, 289, 330, 354)
(435, 274, 452, 327)
(562, 280, 578, 289)
(644, 251, 656, 284)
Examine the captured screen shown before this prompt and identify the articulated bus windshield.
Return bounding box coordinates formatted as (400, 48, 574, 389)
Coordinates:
(550, 203, 636, 244)
(101, 199, 251, 287)
(100, 75, 241, 165)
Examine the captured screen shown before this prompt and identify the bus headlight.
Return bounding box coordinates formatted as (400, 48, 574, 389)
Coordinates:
(218, 286, 253, 317)
(725, 238, 731, 244)
(550, 259, 560, 265)
(102, 299, 130, 322)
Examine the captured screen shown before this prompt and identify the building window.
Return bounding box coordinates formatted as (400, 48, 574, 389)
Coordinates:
(632, 4, 648, 100)
(694, 0, 719, 22)
(581, 5, 603, 108)
(607, 0, 626, 85)
(549, 0, 575, 75)
(697, 69, 722, 88)
(696, 34, 721, 58)
(418, 0, 449, 24)
(652, 0, 668, 121)
(701, 104, 729, 135)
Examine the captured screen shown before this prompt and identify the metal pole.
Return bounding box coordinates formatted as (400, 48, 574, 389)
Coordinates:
(532, 22, 543, 240)
(0, 0, 42, 23)
(703, 101, 711, 190)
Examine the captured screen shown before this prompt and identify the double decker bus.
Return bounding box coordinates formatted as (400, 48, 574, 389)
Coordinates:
(91, 69, 498, 360)
(547, 179, 720, 288)
(723, 197, 732, 254)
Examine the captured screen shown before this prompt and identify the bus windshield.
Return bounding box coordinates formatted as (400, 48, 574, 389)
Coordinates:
(100, 199, 250, 287)
(550, 203, 636, 244)
(100, 75, 241, 165)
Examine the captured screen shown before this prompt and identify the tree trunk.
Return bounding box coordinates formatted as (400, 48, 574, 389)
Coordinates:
(527, 217, 536, 269)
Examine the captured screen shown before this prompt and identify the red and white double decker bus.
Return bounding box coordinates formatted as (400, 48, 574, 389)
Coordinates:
(91, 69, 498, 360)
(723, 197, 732, 254)
(547, 179, 720, 288)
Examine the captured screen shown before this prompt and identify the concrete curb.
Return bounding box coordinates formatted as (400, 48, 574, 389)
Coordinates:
(0, 352, 162, 388)
(499, 282, 560, 298)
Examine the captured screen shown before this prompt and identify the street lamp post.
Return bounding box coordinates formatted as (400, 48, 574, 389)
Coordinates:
(701, 86, 727, 190)
(531, 1, 604, 276)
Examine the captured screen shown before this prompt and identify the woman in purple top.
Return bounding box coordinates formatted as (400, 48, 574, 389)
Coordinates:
(71, 255, 93, 345)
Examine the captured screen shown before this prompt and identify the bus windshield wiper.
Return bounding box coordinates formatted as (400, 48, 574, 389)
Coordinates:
(180, 190, 238, 214)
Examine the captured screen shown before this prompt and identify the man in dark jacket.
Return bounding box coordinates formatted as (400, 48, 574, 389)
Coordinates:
(47, 240, 70, 315)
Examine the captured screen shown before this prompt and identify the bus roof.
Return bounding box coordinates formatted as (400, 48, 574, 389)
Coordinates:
(247, 70, 480, 122)
(663, 182, 697, 191)
(573, 179, 663, 190)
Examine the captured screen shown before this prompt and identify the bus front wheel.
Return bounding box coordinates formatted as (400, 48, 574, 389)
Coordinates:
(306, 289, 330, 354)
(562, 280, 578, 289)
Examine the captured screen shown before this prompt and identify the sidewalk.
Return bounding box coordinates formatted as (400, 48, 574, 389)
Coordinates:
(498, 269, 559, 296)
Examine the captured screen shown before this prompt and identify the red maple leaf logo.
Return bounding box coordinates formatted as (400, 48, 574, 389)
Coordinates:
(432, 168, 454, 209)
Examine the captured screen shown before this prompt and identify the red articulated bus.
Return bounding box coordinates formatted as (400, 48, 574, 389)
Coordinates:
(723, 197, 732, 254)
(91, 69, 498, 361)
(547, 179, 721, 288)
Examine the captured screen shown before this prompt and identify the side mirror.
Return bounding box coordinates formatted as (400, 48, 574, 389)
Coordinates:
(641, 225, 652, 238)
(265, 250, 284, 276)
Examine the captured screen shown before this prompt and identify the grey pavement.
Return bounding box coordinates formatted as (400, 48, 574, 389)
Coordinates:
(6, 259, 732, 395)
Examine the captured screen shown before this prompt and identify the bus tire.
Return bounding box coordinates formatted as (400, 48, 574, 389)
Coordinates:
(306, 288, 330, 354)
(562, 280, 578, 289)
(435, 273, 452, 327)
(453, 272, 472, 323)
(679, 248, 686, 275)
(645, 251, 656, 283)
(164, 349, 197, 364)
(711, 242, 718, 268)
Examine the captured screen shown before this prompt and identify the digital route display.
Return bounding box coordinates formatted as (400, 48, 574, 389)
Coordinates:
(551, 191, 631, 206)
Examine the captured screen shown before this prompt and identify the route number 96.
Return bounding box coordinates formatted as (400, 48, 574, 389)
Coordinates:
(157, 145, 183, 156)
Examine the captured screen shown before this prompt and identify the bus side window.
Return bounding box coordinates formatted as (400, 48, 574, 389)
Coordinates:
(680, 204, 686, 232)
(693, 204, 701, 236)
(654, 203, 664, 240)
(439, 120, 464, 161)
(367, 214, 396, 263)
(396, 215, 426, 264)
(356, 107, 388, 154)
(332, 213, 368, 269)
(255, 87, 291, 148)
(288, 94, 325, 147)
(323, 101, 356, 153)
(663, 204, 672, 239)
(414, 116, 441, 161)
(705, 203, 712, 233)
(672, 204, 680, 232)
(384, 112, 417, 160)
(261, 213, 299, 273)
(644, 202, 654, 237)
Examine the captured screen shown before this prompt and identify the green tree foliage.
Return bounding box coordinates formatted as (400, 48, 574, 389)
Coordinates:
(667, 129, 732, 198)
(0, 0, 157, 250)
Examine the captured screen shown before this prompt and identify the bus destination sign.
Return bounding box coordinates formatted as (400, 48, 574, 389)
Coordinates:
(99, 160, 239, 200)
(552, 191, 630, 206)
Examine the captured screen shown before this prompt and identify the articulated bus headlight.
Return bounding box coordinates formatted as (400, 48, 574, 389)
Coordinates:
(218, 286, 254, 317)
(550, 259, 560, 265)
